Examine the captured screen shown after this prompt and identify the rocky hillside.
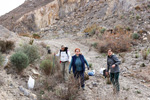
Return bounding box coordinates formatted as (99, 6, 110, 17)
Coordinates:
(0, 0, 150, 35)
(1, 0, 150, 100)
(0, 0, 53, 33)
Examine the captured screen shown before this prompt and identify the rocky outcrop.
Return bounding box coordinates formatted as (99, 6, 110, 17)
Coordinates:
(12, 0, 90, 34)
(0, 0, 150, 34)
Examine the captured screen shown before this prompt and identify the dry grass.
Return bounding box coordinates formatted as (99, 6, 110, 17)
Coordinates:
(40, 55, 61, 75)
(56, 74, 79, 100)
(32, 34, 40, 39)
(40, 42, 47, 48)
(84, 24, 106, 37)
(0, 39, 15, 53)
(98, 33, 131, 53)
(35, 68, 78, 100)
(141, 48, 150, 60)
(19, 33, 32, 37)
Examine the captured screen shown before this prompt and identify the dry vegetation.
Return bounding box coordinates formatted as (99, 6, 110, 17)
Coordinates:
(98, 33, 132, 53)
(86, 25, 133, 53)
(0, 39, 15, 53)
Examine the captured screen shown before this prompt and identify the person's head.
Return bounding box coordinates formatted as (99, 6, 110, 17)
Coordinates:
(75, 48, 80, 56)
(107, 48, 113, 56)
(61, 45, 65, 51)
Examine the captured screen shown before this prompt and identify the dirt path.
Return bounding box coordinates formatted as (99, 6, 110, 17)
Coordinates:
(39, 38, 150, 100)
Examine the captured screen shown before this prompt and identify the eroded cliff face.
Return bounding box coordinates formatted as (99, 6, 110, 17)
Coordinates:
(0, 0, 149, 34)
(13, 0, 89, 34)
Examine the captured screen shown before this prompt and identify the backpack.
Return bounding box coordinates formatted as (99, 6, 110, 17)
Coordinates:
(60, 47, 69, 57)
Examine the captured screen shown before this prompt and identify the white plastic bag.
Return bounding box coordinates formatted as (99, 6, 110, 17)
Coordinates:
(99, 68, 106, 75)
(28, 76, 35, 89)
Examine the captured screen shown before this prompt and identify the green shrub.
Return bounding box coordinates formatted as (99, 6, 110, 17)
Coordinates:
(32, 34, 40, 39)
(91, 42, 98, 48)
(135, 54, 139, 58)
(142, 48, 150, 60)
(89, 29, 96, 36)
(120, 15, 124, 19)
(100, 28, 106, 34)
(89, 63, 92, 68)
(126, 27, 131, 31)
(40, 59, 53, 75)
(0, 52, 4, 66)
(140, 63, 146, 67)
(136, 15, 140, 20)
(29, 38, 34, 45)
(136, 90, 141, 94)
(10, 52, 29, 71)
(16, 44, 39, 63)
(132, 33, 140, 39)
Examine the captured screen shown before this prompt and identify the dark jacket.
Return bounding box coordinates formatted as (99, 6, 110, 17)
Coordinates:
(69, 54, 89, 74)
(107, 54, 121, 73)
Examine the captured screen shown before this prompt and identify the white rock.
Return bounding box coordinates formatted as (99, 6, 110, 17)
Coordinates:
(143, 37, 147, 41)
(32, 69, 40, 77)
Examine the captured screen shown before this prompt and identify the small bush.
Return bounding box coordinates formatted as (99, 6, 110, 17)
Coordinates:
(58, 75, 78, 100)
(136, 15, 140, 20)
(0, 39, 15, 53)
(91, 42, 98, 48)
(89, 63, 92, 68)
(10, 52, 29, 71)
(135, 54, 139, 58)
(142, 48, 150, 60)
(132, 33, 140, 39)
(0, 52, 4, 66)
(100, 28, 106, 34)
(32, 33, 40, 39)
(40, 59, 53, 75)
(40, 42, 47, 48)
(136, 90, 141, 94)
(84, 24, 97, 36)
(126, 27, 131, 31)
(16, 44, 39, 63)
(40, 55, 60, 75)
(89, 28, 96, 36)
(98, 34, 131, 53)
(29, 38, 34, 45)
(140, 63, 146, 67)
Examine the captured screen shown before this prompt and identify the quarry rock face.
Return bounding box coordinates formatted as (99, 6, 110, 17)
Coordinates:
(11, 0, 89, 34)
(0, 0, 150, 34)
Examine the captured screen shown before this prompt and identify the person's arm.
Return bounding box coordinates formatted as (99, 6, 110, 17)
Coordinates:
(55, 51, 60, 56)
(83, 56, 89, 69)
(113, 55, 121, 66)
(69, 58, 73, 72)
(68, 51, 71, 62)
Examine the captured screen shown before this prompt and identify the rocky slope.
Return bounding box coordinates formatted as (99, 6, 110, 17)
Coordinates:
(1, 24, 150, 100)
(0, 25, 37, 100)
(0, 0, 150, 100)
(0, 0, 53, 33)
(1, 0, 150, 35)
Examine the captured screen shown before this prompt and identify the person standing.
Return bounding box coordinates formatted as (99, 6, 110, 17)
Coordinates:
(69, 48, 89, 90)
(106, 48, 121, 94)
(55, 45, 71, 80)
